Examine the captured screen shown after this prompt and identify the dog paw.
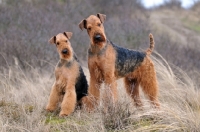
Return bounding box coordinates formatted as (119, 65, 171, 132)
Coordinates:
(59, 111, 70, 117)
(46, 106, 56, 112)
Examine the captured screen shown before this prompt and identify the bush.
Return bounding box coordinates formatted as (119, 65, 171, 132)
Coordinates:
(0, 0, 149, 71)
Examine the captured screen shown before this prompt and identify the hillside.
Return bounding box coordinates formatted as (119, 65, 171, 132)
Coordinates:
(151, 8, 200, 48)
(148, 8, 200, 83)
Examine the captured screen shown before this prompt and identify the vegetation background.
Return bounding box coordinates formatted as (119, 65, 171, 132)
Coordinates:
(0, 0, 200, 131)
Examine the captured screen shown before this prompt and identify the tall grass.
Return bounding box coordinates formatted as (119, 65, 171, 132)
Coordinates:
(0, 0, 200, 131)
(0, 53, 199, 131)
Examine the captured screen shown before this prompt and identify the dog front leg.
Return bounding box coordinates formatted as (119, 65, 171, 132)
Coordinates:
(46, 82, 60, 111)
(104, 74, 118, 104)
(59, 85, 76, 117)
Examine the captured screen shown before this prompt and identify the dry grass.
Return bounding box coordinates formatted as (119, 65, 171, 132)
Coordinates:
(0, 53, 199, 132)
(0, 0, 200, 131)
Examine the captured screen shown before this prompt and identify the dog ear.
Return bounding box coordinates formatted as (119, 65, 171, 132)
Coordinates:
(79, 19, 87, 30)
(97, 13, 106, 23)
(49, 36, 56, 44)
(63, 32, 73, 39)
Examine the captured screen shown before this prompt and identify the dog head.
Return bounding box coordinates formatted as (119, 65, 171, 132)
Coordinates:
(79, 13, 106, 48)
(49, 32, 73, 60)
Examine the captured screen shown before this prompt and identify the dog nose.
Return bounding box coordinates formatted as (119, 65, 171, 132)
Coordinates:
(62, 49, 68, 54)
(95, 34, 101, 40)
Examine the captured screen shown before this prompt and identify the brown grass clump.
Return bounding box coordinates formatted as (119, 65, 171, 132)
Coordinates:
(0, 54, 199, 131)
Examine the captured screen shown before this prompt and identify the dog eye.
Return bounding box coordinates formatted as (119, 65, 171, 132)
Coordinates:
(65, 40, 68, 43)
(57, 42, 59, 45)
(98, 23, 101, 27)
(88, 27, 91, 31)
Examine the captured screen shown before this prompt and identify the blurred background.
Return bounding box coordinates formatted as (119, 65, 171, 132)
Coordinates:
(0, 0, 200, 79)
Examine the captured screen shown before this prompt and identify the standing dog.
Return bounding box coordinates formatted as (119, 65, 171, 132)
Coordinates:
(46, 32, 88, 116)
(79, 13, 160, 110)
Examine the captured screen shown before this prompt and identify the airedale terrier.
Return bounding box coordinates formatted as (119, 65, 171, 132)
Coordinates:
(79, 13, 160, 110)
(46, 32, 88, 116)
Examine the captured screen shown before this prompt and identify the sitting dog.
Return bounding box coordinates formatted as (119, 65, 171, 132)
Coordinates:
(46, 32, 88, 116)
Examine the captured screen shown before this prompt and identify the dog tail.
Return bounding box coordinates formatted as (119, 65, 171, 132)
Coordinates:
(146, 33, 154, 55)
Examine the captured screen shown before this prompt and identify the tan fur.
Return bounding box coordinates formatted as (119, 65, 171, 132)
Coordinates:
(79, 13, 160, 110)
(46, 32, 79, 116)
(124, 56, 160, 107)
(146, 33, 154, 55)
